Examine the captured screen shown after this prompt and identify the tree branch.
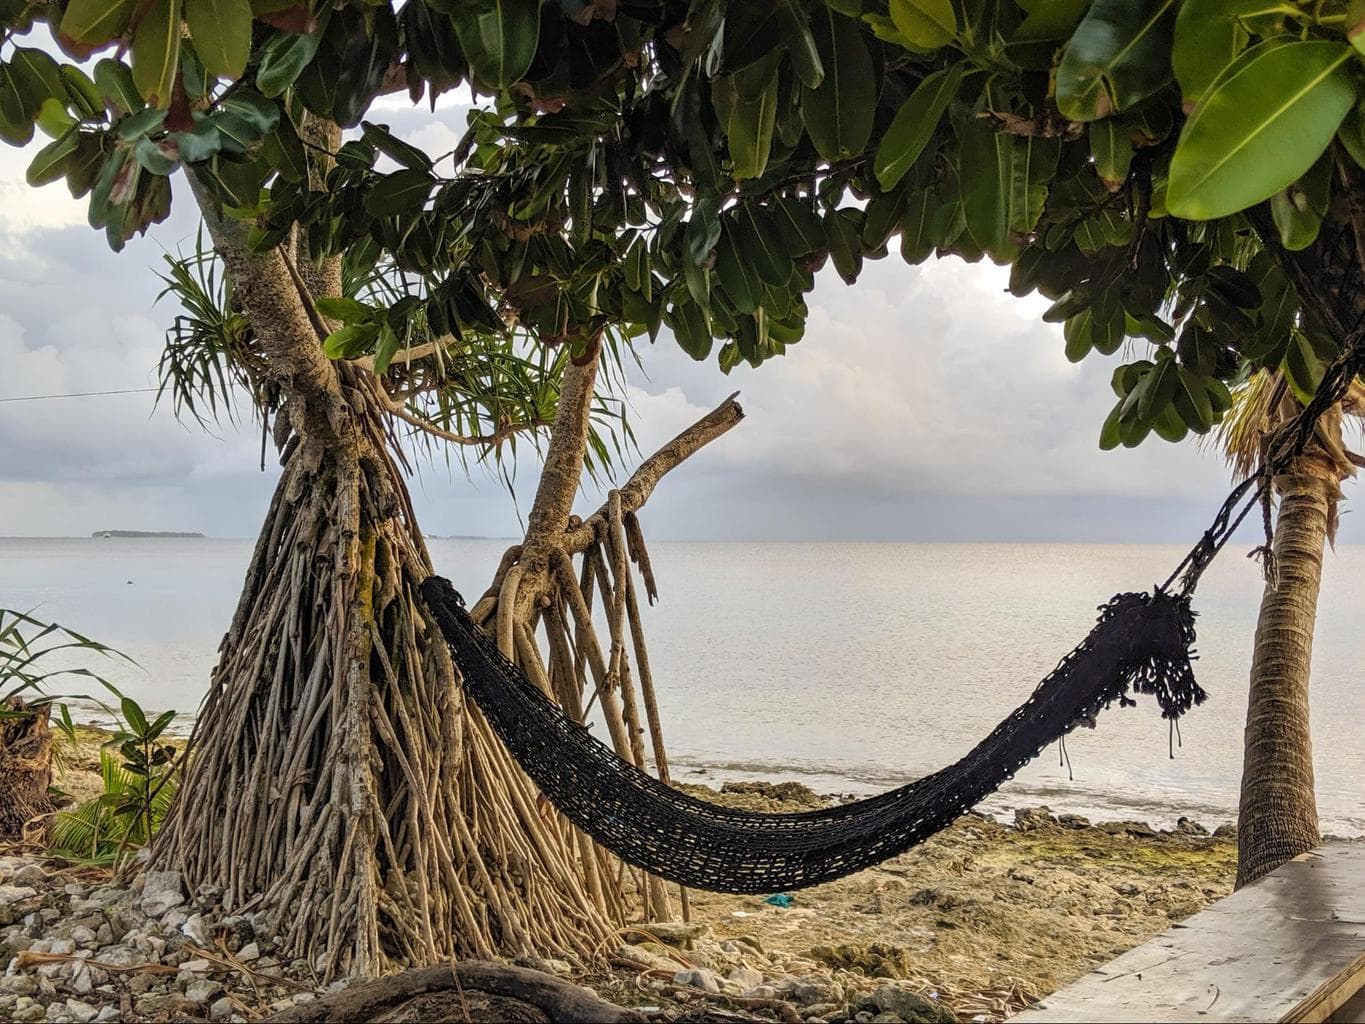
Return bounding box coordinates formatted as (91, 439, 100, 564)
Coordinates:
(350, 337, 450, 373)
(373, 377, 549, 447)
(563, 392, 744, 553)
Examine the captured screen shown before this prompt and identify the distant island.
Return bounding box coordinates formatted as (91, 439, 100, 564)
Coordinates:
(91, 530, 206, 538)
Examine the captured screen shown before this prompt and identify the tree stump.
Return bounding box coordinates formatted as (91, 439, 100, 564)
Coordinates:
(0, 699, 54, 843)
(261, 962, 644, 1023)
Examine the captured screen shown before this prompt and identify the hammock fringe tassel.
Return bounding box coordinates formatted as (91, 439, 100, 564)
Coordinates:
(421, 577, 1203, 894)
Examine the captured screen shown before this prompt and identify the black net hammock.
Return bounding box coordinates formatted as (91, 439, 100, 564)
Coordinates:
(421, 333, 1365, 896)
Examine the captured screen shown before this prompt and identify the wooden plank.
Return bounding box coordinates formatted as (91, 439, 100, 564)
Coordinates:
(1012, 843, 1365, 1023)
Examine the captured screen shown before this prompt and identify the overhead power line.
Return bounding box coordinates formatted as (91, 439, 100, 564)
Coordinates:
(0, 387, 159, 404)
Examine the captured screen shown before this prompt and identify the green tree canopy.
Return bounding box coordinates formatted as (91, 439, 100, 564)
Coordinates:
(2, 0, 1362, 447)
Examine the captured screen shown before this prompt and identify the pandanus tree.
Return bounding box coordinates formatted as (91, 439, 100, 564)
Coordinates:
(3, 0, 1365, 977)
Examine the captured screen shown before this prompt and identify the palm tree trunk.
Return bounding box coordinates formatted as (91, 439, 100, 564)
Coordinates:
(1235, 466, 1336, 887)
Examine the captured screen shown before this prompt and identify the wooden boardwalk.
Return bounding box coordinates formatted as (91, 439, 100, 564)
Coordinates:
(1012, 842, 1365, 1023)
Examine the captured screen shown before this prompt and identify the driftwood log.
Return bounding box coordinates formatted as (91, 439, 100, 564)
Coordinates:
(262, 962, 645, 1023)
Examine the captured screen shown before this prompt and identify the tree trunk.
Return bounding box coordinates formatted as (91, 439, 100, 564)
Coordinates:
(154, 174, 621, 978)
(1235, 464, 1338, 887)
(0, 699, 53, 843)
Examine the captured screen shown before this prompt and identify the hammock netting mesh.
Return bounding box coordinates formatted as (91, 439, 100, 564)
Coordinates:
(421, 578, 1204, 894)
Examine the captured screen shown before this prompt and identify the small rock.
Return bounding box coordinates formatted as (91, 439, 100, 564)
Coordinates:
(742, 985, 778, 1000)
(870, 1015, 906, 1024)
(209, 996, 236, 1021)
(181, 914, 211, 946)
(727, 966, 764, 990)
(1013, 807, 1056, 832)
(1213, 823, 1238, 838)
(673, 968, 721, 993)
(184, 978, 221, 1005)
(12, 996, 46, 1023)
(64, 999, 99, 1024)
(178, 957, 213, 974)
(13, 866, 45, 886)
(139, 872, 185, 918)
(1, 976, 38, 995)
(777, 974, 842, 1007)
(868, 983, 956, 1023)
(1176, 817, 1209, 836)
(1057, 813, 1091, 829)
(70, 926, 97, 948)
(236, 942, 259, 962)
(161, 909, 188, 932)
(92, 1010, 120, 1024)
(0, 887, 41, 927)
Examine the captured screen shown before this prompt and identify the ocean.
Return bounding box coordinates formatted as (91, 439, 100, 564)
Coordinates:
(4, 537, 1362, 835)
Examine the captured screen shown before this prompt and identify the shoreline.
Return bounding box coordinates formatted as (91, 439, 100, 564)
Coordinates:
(6, 741, 1263, 1022)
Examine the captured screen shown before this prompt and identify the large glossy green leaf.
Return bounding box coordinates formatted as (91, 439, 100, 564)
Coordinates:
(1056, 0, 1176, 122)
(185, 0, 252, 79)
(1167, 40, 1355, 220)
(364, 168, 434, 217)
(256, 30, 322, 97)
(27, 131, 79, 186)
(1090, 118, 1133, 189)
(958, 112, 1058, 261)
(131, 0, 183, 106)
(449, 0, 539, 92)
(874, 64, 961, 191)
(888, 0, 956, 49)
(802, 9, 875, 162)
(59, 0, 137, 44)
(722, 52, 780, 180)
(774, 0, 823, 87)
(1171, 0, 1253, 109)
(96, 58, 143, 114)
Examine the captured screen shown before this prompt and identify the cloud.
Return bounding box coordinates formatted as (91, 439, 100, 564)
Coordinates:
(0, 106, 1357, 543)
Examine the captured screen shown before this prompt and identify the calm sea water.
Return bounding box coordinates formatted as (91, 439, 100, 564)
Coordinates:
(4, 537, 1362, 835)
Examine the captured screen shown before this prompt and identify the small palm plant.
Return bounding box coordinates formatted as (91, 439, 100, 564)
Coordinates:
(49, 699, 182, 866)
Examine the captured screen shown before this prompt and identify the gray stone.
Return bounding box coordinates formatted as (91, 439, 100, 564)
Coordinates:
(135, 992, 192, 1016)
(69, 926, 97, 948)
(184, 978, 221, 1005)
(1214, 822, 1238, 838)
(12, 996, 45, 1023)
(64, 999, 99, 1024)
(1057, 813, 1091, 830)
(727, 966, 764, 990)
(181, 914, 211, 946)
(178, 957, 213, 975)
(0, 975, 38, 995)
(673, 968, 721, 993)
(615, 944, 674, 972)
(0, 887, 41, 927)
(1013, 806, 1056, 832)
(870, 1015, 905, 1024)
(869, 983, 956, 1023)
(742, 985, 778, 1000)
(13, 866, 45, 886)
(1176, 816, 1209, 835)
(209, 996, 236, 1022)
(92, 1009, 120, 1024)
(235, 942, 259, 962)
(855, 1014, 875, 1024)
(161, 909, 188, 932)
(139, 872, 185, 917)
(778, 974, 843, 1007)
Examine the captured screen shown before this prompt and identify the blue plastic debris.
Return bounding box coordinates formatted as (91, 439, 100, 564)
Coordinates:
(763, 893, 793, 908)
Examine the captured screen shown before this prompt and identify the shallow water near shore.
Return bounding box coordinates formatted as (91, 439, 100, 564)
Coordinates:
(4, 536, 1363, 835)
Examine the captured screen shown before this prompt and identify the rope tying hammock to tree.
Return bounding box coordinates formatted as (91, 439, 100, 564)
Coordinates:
(421, 328, 1365, 894)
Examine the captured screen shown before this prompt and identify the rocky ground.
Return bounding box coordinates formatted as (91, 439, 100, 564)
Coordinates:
(3, 752, 1247, 1024)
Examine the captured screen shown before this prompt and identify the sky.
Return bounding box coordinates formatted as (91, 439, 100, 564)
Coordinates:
(0, 93, 1360, 544)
